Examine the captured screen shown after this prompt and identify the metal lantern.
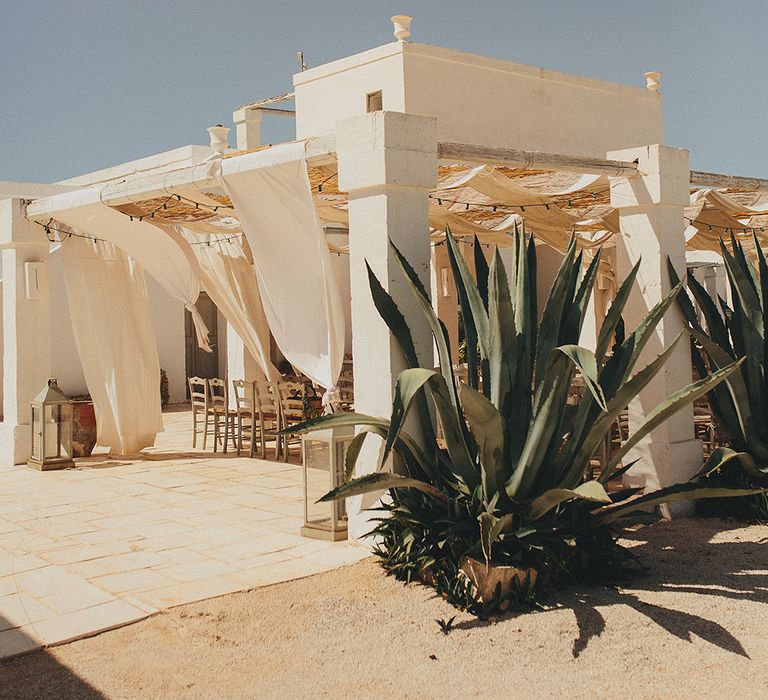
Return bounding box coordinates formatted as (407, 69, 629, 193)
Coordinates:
(301, 426, 354, 541)
(29, 378, 74, 470)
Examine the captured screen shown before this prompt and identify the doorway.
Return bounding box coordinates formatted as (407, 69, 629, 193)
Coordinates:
(185, 292, 218, 396)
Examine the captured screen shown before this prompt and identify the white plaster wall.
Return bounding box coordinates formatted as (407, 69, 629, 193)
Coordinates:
(294, 44, 405, 138)
(403, 44, 662, 157)
(295, 42, 663, 158)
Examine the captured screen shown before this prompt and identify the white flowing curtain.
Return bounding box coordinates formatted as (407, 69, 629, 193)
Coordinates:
(178, 228, 279, 381)
(60, 235, 163, 454)
(50, 201, 212, 352)
(219, 143, 346, 390)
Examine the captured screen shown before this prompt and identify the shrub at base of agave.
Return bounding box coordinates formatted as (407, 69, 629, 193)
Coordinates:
(289, 227, 758, 617)
(670, 234, 768, 520)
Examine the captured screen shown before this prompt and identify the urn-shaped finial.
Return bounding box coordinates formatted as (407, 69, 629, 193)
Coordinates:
(207, 124, 230, 154)
(391, 15, 412, 42)
(644, 71, 662, 92)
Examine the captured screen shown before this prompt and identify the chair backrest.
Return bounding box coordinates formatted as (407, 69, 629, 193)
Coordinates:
(188, 376, 208, 409)
(208, 377, 227, 409)
(255, 381, 279, 415)
(232, 379, 255, 413)
(278, 381, 305, 422)
(338, 369, 354, 404)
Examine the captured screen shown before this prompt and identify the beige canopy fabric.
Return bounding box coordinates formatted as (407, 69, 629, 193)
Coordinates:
(60, 235, 163, 454)
(179, 228, 279, 381)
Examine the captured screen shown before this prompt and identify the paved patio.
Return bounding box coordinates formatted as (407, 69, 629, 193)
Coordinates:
(0, 407, 367, 659)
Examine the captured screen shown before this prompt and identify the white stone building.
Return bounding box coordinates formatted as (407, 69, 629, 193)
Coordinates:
(2, 20, 763, 538)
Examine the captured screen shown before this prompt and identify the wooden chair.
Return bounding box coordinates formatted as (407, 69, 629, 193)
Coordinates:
(188, 376, 209, 449)
(694, 401, 716, 457)
(278, 381, 306, 462)
(207, 378, 237, 453)
(254, 381, 281, 460)
(338, 369, 355, 411)
(232, 379, 258, 458)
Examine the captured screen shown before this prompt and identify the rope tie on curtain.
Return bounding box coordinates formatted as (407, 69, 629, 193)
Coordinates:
(185, 303, 213, 353)
(321, 385, 342, 414)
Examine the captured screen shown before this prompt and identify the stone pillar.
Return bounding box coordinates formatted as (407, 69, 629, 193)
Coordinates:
(608, 145, 700, 507)
(336, 111, 437, 540)
(232, 108, 263, 150)
(0, 198, 52, 465)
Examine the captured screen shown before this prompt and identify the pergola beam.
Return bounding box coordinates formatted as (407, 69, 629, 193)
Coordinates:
(27, 135, 337, 219)
(690, 170, 768, 191)
(27, 136, 768, 220)
(437, 141, 639, 177)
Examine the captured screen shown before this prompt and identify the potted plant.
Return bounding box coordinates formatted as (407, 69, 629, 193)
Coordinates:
(70, 393, 97, 458)
(287, 227, 761, 617)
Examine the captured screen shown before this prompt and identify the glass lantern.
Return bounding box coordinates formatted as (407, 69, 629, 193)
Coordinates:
(29, 378, 74, 470)
(301, 426, 354, 541)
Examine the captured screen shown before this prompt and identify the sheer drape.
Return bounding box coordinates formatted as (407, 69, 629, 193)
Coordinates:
(179, 229, 279, 381)
(61, 235, 163, 454)
(219, 143, 345, 389)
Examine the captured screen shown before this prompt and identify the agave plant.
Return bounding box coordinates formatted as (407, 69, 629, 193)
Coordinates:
(670, 234, 768, 518)
(290, 227, 754, 615)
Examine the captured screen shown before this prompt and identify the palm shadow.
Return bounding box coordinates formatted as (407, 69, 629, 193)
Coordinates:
(558, 517, 766, 659)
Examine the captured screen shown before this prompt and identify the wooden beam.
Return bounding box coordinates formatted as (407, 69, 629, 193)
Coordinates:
(690, 170, 768, 191)
(237, 92, 295, 111)
(437, 141, 639, 177)
(253, 107, 296, 117)
(26, 135, 337, 219)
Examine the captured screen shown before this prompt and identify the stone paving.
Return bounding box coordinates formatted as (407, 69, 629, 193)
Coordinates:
(0, 407, 367, 659)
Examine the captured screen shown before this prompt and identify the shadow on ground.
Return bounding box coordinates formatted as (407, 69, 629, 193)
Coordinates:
(449, 518, 767, 659)
(560, 518, 766, 659)
(0, 622, 104, 700)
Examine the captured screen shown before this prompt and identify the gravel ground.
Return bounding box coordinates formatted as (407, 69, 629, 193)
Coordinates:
(1, 517, 767, 699)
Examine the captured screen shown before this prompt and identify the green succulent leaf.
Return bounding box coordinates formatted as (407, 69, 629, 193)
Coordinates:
(479, 511, 515, 566)
(382, 368, 437, 469)
(460, 384, 505, 500)
(319, 472, 448, 505)
(593, 481, 768, 524)
(526, 481, 611, 521)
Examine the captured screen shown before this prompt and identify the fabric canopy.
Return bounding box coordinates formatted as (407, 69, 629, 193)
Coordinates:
(50, 200, 212, 351)
(61, 235, 163, 454)
(218, 143, 345, 390)
(179, 228, 279, 381)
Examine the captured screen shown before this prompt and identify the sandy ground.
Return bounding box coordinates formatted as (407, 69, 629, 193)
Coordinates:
(1, 517, 767, 700)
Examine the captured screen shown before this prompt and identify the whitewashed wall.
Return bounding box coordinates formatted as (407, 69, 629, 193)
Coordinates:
(295, 42, 663, 158)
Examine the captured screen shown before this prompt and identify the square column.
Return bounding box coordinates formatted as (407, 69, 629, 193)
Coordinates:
(337, 111, 437, 540)
(609, 145, 700, 505)
(0, 198, 52, 465)
(232, 108, 263, 151)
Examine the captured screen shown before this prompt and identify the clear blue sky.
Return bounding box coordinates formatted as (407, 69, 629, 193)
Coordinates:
(1, 0, 766, 183)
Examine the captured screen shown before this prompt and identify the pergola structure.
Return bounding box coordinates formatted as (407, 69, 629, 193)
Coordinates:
(3, 20, 768, 538)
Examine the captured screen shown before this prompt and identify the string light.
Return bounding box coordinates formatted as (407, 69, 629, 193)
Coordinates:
(684, 216, 764, 236)
(30, 216, 242, 246)
(428, 189, 611, 212)
(315, 171, 338, 193)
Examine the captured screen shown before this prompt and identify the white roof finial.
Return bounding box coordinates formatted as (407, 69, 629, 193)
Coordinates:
(391, 15, 412, 42)
(644, 71, 662, 93)
(207, 124, 230, 154)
